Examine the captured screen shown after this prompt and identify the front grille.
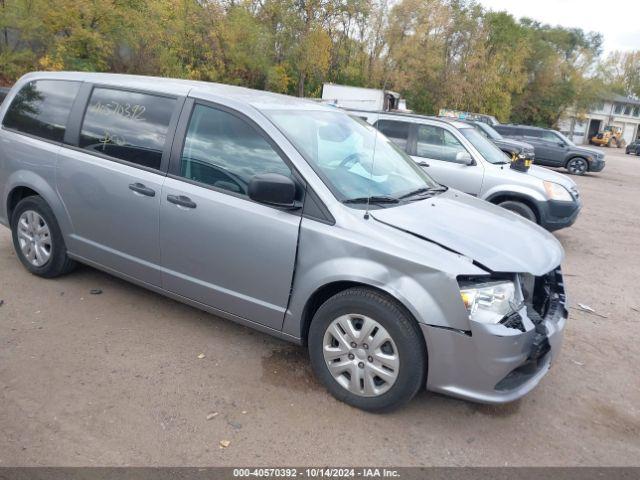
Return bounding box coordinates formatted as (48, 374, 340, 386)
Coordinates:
(522, 267, 566, 320)
(570, 186, 580, 199)
(500, 312, 525, 332)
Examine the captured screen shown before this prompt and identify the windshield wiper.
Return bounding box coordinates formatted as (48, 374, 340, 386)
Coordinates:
(343, 195, 399, 205)
(398, 186, 447, 199)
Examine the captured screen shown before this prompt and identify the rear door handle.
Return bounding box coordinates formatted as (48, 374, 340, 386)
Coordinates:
(167, 194, 197, 209)
(129, 183, 155, 197)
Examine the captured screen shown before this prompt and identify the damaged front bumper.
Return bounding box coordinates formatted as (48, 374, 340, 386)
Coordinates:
(421, 268, 567, 404)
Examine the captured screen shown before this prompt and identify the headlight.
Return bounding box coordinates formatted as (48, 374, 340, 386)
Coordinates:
(459, 281, 517, 324)
(543, 181, 572, 201)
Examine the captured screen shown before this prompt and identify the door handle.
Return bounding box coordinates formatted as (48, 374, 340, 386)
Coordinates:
(167, 194, 197, 209)
(417, 161, 430, 167)
(129, 183, 156, 197)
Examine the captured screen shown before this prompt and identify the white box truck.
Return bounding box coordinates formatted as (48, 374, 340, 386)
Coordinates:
(321, 84, 408, 112)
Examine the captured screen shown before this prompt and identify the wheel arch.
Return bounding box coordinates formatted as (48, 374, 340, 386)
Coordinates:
(299, 280, 424, 347)
(485, 192, 541, 224)
(6, 186, 40, 222)
(3, 171, 71, 235)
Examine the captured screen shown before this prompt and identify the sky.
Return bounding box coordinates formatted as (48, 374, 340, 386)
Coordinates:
(477, 0, 640, 54)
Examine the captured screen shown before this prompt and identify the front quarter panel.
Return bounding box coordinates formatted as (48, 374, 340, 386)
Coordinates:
(283, 212, 488, 339)
(480, 170, 547, 204)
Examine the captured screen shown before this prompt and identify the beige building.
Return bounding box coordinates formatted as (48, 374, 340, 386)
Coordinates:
(559, 94, 640, 145)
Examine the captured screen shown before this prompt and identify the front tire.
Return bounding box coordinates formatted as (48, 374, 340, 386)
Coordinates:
(498, 200, 537, 223)
(11, 196, 76, 278)
(566, 157, 588, 175)
(308, 288, 426, 412)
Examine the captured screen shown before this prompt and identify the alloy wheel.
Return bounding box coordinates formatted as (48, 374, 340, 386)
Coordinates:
(17, 210, 52, 267)
(322, 314, 399, 397)
(567, 158, 587, 175)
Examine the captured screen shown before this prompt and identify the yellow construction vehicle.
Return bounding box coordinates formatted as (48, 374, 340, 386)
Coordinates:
(590, 125, 626, 148)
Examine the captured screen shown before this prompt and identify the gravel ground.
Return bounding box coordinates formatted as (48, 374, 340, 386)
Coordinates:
(1, 147, 639, 467)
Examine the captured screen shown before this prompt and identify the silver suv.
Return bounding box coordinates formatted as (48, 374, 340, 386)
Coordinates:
(351, 111, 582, 231)
(0, 72, 568, 411)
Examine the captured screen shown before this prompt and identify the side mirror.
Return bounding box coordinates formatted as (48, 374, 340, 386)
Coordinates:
(558, 141, 566, 147)
(248, 173, 297, 208)
(456, 151, 475, 165)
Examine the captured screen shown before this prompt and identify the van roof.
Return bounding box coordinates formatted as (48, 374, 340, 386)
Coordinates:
(19, 71, 334, 112)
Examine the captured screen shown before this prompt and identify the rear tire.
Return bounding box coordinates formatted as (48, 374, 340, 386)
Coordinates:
(10, 196, 76, 278)
(499, 200, 537, 223)
(308, 287, 426, 412)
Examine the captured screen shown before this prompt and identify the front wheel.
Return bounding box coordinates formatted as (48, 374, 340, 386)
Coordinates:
(566, 157, 588, 175)
(308, 288, 426, 412)
(498, 200, 537, 223)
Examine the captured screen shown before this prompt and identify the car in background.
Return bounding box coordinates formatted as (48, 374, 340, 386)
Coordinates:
(0, 87, 11, 105)
(625, 139, 640, 155)
(494, 124, 605, 176)
(458, 120, 535, 163)
(351, 110, 581, 231)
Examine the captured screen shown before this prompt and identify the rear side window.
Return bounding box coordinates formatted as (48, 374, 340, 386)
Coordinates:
(375, 120, 410, 150)
(180, 104, 291, 197)
(522, 129, 542, 138)
(79, 88, 176, 170)
(540, 130, 560, 142)
(494, 126, 517, 136)
(2, 80, 80, 142)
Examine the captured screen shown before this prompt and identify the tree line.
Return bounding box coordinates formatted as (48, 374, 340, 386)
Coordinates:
(1, 0, 639, 126)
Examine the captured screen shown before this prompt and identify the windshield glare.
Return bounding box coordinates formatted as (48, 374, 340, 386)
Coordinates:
(460, 127, 510, 164)
(267, 110, 439, 203)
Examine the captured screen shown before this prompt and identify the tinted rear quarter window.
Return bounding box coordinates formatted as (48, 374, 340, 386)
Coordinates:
(494, 126, 517, 136)
(2, 80, 80, 142)
(79, 88, 176, 170)
(522, 128, 542, 138)
(375, 120, 410, 150)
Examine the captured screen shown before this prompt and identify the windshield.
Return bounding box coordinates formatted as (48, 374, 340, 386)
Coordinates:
(266, 110, 441, 205)
(554, 130, 575, 146)
(476, 122, 503, 140)
(459, 127, 510, 164)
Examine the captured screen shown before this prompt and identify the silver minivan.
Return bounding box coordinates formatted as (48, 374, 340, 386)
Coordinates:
(351, 111, 582, 231)
(0, 73, 567, 411)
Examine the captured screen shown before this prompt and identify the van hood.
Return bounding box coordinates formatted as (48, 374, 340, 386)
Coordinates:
(371, 190, 564, 276)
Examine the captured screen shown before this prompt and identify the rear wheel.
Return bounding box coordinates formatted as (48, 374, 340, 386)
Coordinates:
(498, 200, 537, 223)
(10, 196, 76, 278)
(308, 288, 426, 412)
(566, 157, 588, 176)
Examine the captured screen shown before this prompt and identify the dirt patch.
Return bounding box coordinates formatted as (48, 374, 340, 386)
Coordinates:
(590, 402, 640, 441)
(261, 347, 322, 392)
(467, 399, 523, 418)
